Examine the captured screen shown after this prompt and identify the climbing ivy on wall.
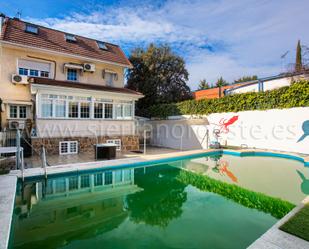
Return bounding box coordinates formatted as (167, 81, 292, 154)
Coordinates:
(149, 80, 309, 118)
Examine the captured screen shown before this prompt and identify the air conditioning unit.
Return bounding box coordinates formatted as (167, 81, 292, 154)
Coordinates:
(9, 120, 25, 130)
(12, 74, 28, 84)
(83, 63, 95, 72)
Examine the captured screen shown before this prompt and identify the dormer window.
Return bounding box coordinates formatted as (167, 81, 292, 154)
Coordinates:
(25, 24, 38, 34)
(65, 34, 76, 42)
(97, 41, 108, 50)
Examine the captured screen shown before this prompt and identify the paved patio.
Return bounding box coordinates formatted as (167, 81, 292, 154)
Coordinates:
(24, 146, 186, 168)
(248, 197, 309, 249)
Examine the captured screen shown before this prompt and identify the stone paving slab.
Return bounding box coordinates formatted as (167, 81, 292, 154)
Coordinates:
(248, 200, 309, 249)
(0, 175, 17, 249)
(9, 149, 210, 178)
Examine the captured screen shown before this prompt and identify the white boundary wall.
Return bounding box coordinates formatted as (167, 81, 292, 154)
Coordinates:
(149, 107, 309, 154)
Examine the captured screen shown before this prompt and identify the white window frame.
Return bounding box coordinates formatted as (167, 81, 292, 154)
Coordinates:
(106, 139, 121, 151)
(17, 59, 51, 78)
(38, 94, 133, 120)
(59, 141, 78, 155)
(105, 72, 116, 86)
(8, 105, 28, 119)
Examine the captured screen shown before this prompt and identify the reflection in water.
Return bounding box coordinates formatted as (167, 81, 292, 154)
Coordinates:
(127, 165, 187, 227)
(13, 168, 140, 249)
(213, 158, 238, 183)
(11, 159, 280, 249)
(296, 170, 309, 195)
(12, 165, 187, 249)
(178, 153, 309, 204)
(183, 154, 239, 184)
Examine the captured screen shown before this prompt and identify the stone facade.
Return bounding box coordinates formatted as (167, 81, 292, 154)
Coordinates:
(31, 135, 140, 155)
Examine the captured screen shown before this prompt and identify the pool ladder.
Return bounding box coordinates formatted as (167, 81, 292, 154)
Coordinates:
(41, 146, 48, 179)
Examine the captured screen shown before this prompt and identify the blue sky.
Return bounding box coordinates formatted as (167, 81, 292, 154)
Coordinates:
(1, 0, 308, 90)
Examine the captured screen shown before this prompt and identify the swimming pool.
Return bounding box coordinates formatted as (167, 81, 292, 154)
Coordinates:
(10, 151, 307, 249)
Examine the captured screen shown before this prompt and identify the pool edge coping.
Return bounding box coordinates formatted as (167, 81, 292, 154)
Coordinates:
(247, 197, 309, 249)
(2, 148, 309, 249)
(8, 148, 309, 179)
(0, 175, 17, 249)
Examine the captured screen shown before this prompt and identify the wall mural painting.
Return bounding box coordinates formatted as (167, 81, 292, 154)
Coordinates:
(297, 120, 309, 142)
(214, 115, 239, 134)
(296, 170, 309, 195)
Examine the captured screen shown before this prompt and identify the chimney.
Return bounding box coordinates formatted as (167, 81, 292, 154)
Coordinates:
(0, 13, 5, 37)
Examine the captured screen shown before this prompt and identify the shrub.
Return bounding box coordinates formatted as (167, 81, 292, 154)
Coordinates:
(149, 80, 309, 118)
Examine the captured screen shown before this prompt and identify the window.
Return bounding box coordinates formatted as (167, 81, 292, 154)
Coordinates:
(107, 139, 121, 151)
(55, 178, 66, 193)
(69, 176, 78, 190)
(19, 106, 27, 118)
(114, 102, 133, 119)
(18, 59, 50, 78)
(94, 103, 103, 119)
(80, 175, 90, 188)
(105, 72, 114, 86)
(104, 171, 113, 185)
(68, 101, 78, 118)
(41, 99, 53, 118)
(94, 173, 103, 186)
(25, 24, 38, 34)
(115, 104, 123, 119)
(30, 69, 39, 77)
(123, 169, 132, 182)
(67, 68, 78, 81)
(80, 102, 90, 118)
(9, 106, 17, 118)
(104, 103, 113, 119)
(19, 68, 28, 76)
(40, 71, 49, 78)
(38, 94, 132, 121)
(59, 141, 78, 155)
(55, 100, 66, 118)
(65, 34, 76, 42)
(123, 104, 133, 119)
(97, 41, 108, 50)
(115, 170, 123, 184)
(9, 105, 28, 119)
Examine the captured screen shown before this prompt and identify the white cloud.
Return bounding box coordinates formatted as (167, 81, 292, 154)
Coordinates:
(26, 0, 309, 90)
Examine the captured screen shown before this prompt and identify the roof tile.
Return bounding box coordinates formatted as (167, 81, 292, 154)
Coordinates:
(1, 18, 132, 67)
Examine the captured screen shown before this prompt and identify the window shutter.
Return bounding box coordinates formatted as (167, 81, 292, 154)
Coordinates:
(18, 59, 51, 72)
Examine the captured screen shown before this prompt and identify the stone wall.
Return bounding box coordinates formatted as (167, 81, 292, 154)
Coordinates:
(31, 135, 139, 155)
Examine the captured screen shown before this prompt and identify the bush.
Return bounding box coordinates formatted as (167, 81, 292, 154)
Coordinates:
(149, 80, 309, 118)
(177, 170, 295, 219)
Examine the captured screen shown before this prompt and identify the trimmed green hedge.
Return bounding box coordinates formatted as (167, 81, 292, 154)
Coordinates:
(177, 170, 295, 219)
(149, 80, 309, 118)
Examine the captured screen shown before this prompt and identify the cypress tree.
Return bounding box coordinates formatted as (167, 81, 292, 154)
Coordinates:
(295, 40, 302, 72)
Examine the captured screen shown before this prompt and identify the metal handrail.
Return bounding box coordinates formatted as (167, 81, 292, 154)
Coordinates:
(41, 146, 48, 179)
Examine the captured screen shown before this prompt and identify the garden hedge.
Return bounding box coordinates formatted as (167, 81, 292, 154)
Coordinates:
(149, 80, 309, 118)
(177, 170, 295, 219)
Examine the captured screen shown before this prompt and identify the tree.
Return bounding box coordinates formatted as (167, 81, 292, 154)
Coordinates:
(234, 75, 258, 83)
(295, 40, 302, 72)
(126, 44, 192, 117)
(215, 77, 228, 87)
(198, 79, 211, 90)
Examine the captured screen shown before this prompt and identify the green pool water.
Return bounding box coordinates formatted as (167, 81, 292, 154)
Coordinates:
(11, 153, 305, 249)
